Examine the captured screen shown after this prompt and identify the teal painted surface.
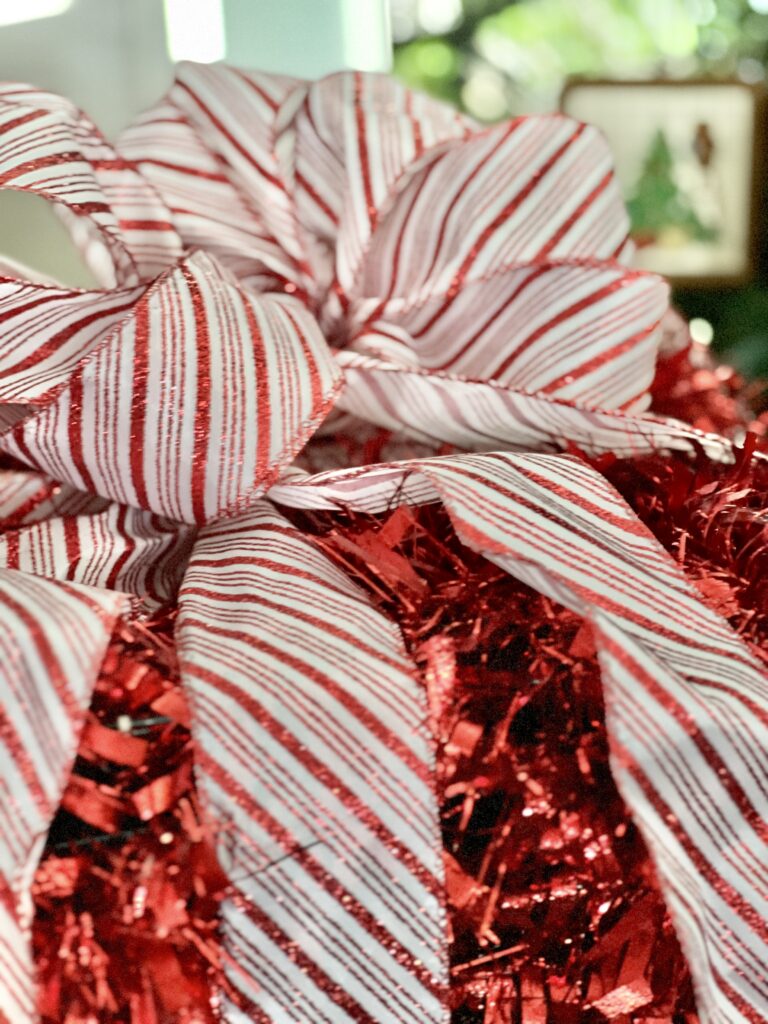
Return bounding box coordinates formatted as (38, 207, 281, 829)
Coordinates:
(223, 0, 392, 77)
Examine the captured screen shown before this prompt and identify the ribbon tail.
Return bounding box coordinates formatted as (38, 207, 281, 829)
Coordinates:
(421, 453, 768, 1024)
(594, 616, 767, 1024)
(176, 502, 449, 1023)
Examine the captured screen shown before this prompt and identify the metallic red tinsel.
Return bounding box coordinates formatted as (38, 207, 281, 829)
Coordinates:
(30, 439, 767, 1023)
(301, 501, 696, 1022)
(650, 338, 768, 445)
(32, 612, 228, 1024)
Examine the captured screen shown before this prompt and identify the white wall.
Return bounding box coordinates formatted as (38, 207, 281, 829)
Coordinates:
(0, 0, 391, 281)
(0, 0, 172, 136)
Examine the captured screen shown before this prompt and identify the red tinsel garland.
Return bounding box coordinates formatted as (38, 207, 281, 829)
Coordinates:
(650, 339, 768, 444)
(30, 432, 767, 1023)
(32, 613, 228, 1024)
(302, 501, 696, 1022)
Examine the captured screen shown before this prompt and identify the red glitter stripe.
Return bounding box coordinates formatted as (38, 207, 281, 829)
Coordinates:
(282, 303, 324, 413)
(535, 169, 613, 261)
(183, 593, 431, 786)
(423, 264, 548, 369)
(182, 618, 434, 843)
(0, 706, 50, 816)
(233, 67, 279, 112)
(0, 293, 140, 393)
(234, 897, 382, 1024)
(417, 122, 522, 300)
(182, 655, 441, 895)
(542, 319, 660, 394)
(104, 504, 133, 591)
(128, 297, 151, 512)
(242, 297, 270, 482)
(422, 123, 587, 334)
(295, 169, 339, 225)
(198, 750, 445, 998)
(603, 629, 768, 887)
(493, 274, 643, 378)
(181, 263, 211, 523)
(176, 79, 284, 191)
(0, 932, 34, 1015)
(119, 218, 174, 231)
(64, 372, 97, 496)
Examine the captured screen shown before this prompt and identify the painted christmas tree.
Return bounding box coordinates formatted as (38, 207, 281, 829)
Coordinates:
(628, 128, 717, 246)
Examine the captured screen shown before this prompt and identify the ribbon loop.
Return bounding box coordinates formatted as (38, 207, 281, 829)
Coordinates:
(0, 251, 341, 523)
(0, 84, 182, 286)
(118, 64, 310, 294)
(356, 114, 631, 303)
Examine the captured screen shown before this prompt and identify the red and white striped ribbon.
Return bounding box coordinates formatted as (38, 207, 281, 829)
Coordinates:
(0, 83, 182, 286)
(0, 62, 762, 1024)
(177, 503, 447, 1023)
(0, 251, 340, 524)
(334, 350, 733, 460)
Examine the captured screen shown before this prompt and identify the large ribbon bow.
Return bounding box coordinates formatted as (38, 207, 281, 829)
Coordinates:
(0, 64, 765, 1024)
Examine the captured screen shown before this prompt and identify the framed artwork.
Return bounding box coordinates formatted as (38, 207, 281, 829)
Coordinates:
(561, 79, 765, 285)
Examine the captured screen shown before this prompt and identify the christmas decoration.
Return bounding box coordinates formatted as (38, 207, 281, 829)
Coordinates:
(628, 129, 717, 249)
(0, 63, 765, 1024)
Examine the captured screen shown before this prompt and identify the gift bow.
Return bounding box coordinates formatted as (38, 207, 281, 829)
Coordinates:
(0, 64, 765, 1024)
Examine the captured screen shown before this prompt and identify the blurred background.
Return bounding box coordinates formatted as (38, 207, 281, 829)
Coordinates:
(393, 0, 768, 381)
(0, 0, 767, 379)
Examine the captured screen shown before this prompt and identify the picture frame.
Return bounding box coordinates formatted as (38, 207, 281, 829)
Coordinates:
(561, 79, 766, 286)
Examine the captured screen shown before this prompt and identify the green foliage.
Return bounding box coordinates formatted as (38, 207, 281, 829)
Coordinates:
(393, 38, 463, 104)
(393, 0, 768, 381)
(676, 286, 768, 379)
(394, 0, 768, 120)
